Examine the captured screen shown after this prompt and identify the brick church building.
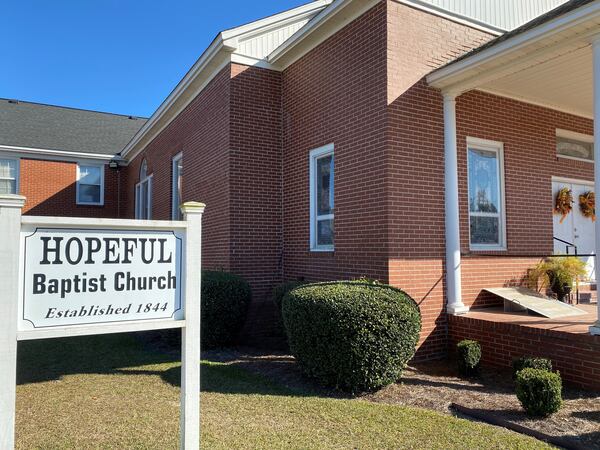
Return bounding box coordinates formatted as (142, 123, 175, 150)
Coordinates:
(4, 0, 600, 384)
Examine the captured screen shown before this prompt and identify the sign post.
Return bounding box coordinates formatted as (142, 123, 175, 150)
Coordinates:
(180, 202, 204, 450)
(0, 195, 26, 450)
(0, 194, 204, 449)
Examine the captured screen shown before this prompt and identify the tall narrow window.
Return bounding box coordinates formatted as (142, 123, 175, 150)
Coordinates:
(0, 158, 18, 194)
(172, 153, 183, 220)
(135, 160, 152, 219)
(467, 138, 506, 250)
(77, 164, 104, 205)
(310, 144, 334, 251)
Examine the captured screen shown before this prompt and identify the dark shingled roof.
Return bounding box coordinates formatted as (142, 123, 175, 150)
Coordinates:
(0, 99, 147, 156)
(435, 0, 597, 71)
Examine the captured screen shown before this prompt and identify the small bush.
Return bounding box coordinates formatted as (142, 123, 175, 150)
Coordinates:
(512, 356, 553, 379)
(515, 368, 562, 417)
(201, 271, 251, 348)
(282, 281, 421, 393)
(456, 340, 481, 376)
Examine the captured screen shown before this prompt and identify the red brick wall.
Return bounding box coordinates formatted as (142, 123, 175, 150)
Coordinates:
(124, 65, 232, 271)
(449, 315, 600, 391)
(230, 64, 283, 344)
(281, 1, 390, 286)
(386, 1, 494, 359)
(20, 158, 120, 218)
(457, 90, 594, 256)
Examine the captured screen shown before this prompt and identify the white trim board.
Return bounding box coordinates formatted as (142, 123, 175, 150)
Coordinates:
(0, 144, 119, 163)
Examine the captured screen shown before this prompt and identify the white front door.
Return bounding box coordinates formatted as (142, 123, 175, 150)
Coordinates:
(552, 179, 596, 282)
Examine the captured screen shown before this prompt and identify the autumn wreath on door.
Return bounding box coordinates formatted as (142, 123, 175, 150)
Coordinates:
(554, 187, 573, 223)
(579, 191, 596, 222)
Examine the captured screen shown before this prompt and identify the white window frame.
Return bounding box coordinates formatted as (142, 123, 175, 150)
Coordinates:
(135, 160, 153, 220)
(76, 163, 105, 206)
(466, 137, 507, 251)
(556, 129, 594, 163)
(0, 157, 19, 195)
(171, 152, 183, 220)
(309, 143, 335, 252)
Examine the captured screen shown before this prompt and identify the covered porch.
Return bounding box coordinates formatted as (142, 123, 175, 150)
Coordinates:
(427, 0, 600, 335)
(449, 303, 600, 391)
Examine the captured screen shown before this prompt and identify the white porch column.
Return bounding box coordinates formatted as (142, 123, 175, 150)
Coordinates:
(443, 93, 468, 315)
(590, 39, 600, 335)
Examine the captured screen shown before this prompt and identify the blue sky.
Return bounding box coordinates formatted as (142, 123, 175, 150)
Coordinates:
(1, 1, 307, 117)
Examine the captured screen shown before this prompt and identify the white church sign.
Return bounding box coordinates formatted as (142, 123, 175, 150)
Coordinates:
(21, 228, 183, 329)
(1, 195, 204, 450)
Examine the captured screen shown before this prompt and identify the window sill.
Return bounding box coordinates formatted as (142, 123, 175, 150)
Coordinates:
(77, 202, 104, 207)
(310, 247, 334, 253)
(468, 246, 507, 253)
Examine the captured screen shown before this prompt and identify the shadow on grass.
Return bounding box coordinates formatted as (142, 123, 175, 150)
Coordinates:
(16, 332, 307, 398)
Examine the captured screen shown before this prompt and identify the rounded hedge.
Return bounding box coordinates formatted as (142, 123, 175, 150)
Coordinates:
(456, 340, 481, 376)
(515, 368, 562, 417)
(282, 281, 421, 393)
(201, 270, 251, 348)
(512, 356, 553, 379)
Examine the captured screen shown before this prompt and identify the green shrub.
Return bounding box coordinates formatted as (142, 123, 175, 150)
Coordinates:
(201, 271, 251, 348)
(515, 368, 562, 417)
(456, 340, 481, 376)
(512, 356, 553, 379)
(272, 280, 306, 313)
(282, 281, 421, 393)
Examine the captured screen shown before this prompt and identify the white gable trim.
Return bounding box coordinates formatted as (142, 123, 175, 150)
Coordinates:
(121, 1, 331, 161)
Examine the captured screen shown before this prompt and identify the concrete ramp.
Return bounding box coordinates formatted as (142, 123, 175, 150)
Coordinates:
(483, 287, 587, 318)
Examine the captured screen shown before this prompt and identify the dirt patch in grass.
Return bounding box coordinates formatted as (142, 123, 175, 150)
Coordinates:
(214, 349, 600, 449)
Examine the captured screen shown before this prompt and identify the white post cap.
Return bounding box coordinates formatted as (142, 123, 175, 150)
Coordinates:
(0, 195, 26, 208)
(180, 202, 206, 215)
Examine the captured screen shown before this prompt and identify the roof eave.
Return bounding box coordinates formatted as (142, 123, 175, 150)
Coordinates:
(427, 0, 600, 93)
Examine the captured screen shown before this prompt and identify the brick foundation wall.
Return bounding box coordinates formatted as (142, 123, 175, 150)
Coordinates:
(449, 315, 600, 391)
(21, 158, 119, 218)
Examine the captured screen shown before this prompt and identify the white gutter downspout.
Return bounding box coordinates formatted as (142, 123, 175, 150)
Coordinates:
(590, 37, 600, 335)
(443, 92, 468, 315)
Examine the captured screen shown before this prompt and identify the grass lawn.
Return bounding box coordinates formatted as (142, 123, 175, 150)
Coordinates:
(15, 333, 552, 449)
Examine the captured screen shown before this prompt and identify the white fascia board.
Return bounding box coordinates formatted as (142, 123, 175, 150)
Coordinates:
(0, 144, 119, 163)
(393, 0, 504, 36)
(221, 0, 332, 43)
(427, 1, 600, 91)
(122, 1, 332, 162)
(121, 35, 233, 161)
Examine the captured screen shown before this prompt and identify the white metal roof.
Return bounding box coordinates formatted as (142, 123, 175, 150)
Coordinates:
(416, 0, 569, 32)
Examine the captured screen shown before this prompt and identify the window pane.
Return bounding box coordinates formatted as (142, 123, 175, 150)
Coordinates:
(468, 149, 499, 214)
(173, 158, 183, 219)
(0, 179, 16, 194)
(316, 155, 333, 215)
(79, 166, 101, 185)
(317, 218, 334, 247)
(557, 137, 593, 161)
(78, 184, 100, 203)
(0, 159, 16, 179)
(470, 216, 499, 245)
